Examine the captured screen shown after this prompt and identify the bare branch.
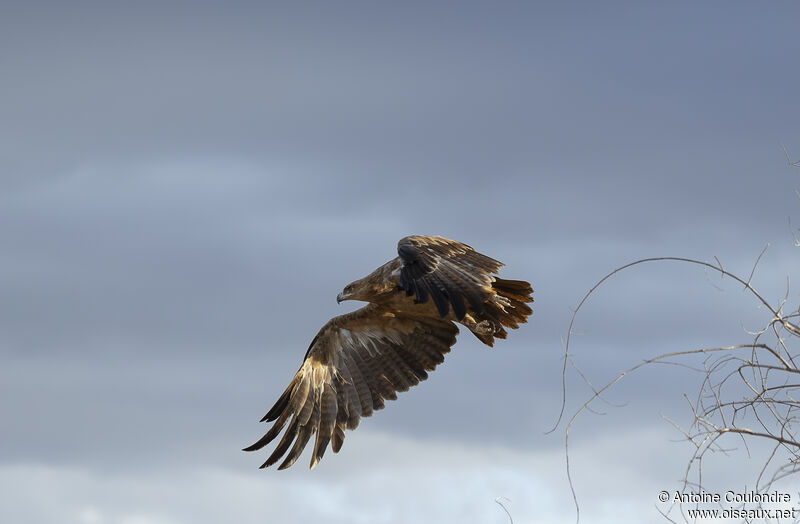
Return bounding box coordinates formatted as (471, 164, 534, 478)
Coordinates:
(560, 254, 799, 523)
(781, 141, 800, 168)
(554, 255, 800, 436)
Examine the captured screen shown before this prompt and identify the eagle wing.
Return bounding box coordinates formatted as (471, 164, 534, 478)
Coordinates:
(397, 235, 505, 320)
(243, 303, 458, 470)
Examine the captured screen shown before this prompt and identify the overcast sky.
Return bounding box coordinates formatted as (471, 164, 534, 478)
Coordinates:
(2, 2, 800, 523)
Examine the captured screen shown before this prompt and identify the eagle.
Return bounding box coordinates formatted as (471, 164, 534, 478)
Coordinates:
(244, 235, 533, 470)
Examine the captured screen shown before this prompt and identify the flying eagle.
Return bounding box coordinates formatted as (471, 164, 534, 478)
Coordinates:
(244, 235, 533, 470)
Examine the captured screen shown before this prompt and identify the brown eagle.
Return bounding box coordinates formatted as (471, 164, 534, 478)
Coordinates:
(244, 235, 533, 470)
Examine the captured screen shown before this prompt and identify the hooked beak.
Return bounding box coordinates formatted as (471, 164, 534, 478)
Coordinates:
(337, 292, 345, 304)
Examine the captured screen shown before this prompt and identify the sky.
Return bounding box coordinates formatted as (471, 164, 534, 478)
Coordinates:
(2, 1, 800, 523)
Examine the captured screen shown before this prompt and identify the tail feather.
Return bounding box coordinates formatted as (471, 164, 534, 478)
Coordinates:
(493, 278, 534, 300)
(469, 278, 533, 347)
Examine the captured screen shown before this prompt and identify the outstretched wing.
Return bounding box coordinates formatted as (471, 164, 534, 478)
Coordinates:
(243, 304, 458, 470)
(397, 235, 505, 320)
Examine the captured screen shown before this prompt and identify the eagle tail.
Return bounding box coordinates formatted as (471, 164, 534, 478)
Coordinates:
(492, 278, 534, 322)
(469, 278, 533, 347)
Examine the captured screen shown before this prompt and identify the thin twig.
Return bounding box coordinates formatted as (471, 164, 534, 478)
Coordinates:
(494, 497, 514, 524)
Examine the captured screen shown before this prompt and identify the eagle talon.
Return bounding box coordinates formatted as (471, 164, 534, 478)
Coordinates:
(476, 320, 494, 334)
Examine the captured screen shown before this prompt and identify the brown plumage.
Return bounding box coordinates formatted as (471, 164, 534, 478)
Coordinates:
(244, 235, 533, 470)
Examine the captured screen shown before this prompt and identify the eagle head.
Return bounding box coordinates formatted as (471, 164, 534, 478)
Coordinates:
(337, 263, 395, 304)
(336, 282, 358, 303)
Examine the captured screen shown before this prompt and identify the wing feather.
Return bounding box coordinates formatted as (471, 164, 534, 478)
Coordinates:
(310, 385, 337, 468)
(341, 351, 374, 418)
(331, 424, 346, 453)
(242, 405, 291, 452)
(348, 346, 386, 412)
(393, 342, 429, 381)
(293, 375, 314, 426)
(245, 303, 458, 469)
(336, 359, 362, 429)
(376, 373, 399, 401)
(261, 415, 300, 468)
(397, 235, 503, 319)
(378, 346, 413, 392)
(277, 415, 315, 470)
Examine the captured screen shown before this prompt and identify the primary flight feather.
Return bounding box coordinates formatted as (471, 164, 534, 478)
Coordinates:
(244, 235, 533, 470)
